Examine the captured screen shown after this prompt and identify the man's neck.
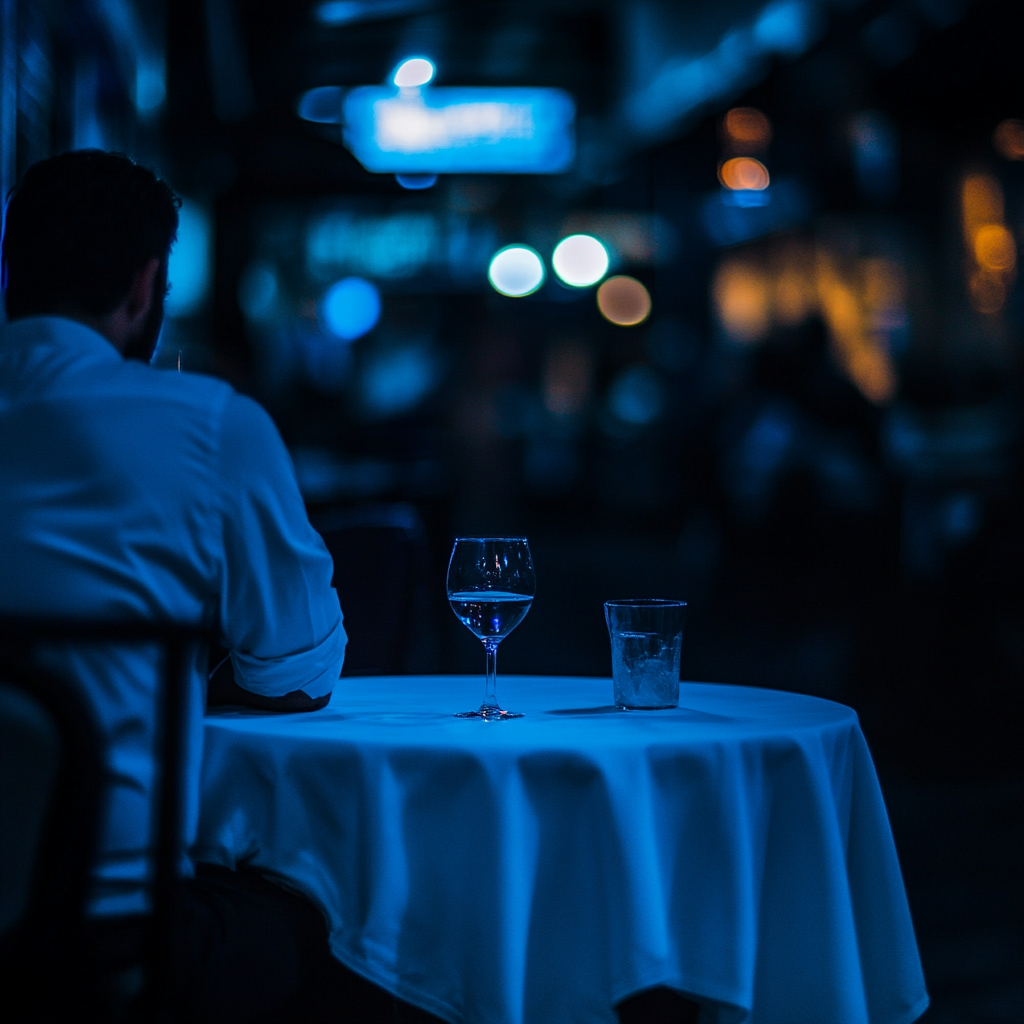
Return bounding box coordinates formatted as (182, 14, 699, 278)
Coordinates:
(47, 306, 129, 354)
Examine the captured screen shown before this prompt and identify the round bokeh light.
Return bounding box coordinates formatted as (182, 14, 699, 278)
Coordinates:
(718, 157, 770, 191)
(552, 234, 609, 287)
(488, 245, 545, 297)
(596, 276, 652, 326)
(393, 57, 435, 88)
(322, 277, 381, 341)
(395, 173, 438, 190)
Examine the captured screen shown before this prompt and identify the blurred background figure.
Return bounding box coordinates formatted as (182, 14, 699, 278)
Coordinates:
(1, 1, 1019, 1020)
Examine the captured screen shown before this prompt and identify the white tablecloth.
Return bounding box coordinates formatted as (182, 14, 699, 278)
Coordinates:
(195, 676, 928, 1024)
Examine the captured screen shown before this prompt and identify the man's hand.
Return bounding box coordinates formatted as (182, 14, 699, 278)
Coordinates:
(207, 650, 332, 712)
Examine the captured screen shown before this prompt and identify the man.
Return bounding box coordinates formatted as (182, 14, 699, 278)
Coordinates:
(0, 150, 392, 1021)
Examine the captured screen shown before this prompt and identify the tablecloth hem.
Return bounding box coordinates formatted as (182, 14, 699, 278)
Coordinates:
(885, 992, 930, 1024)
(328, 940, 462, 1024)
(611, 973, 747, 1024)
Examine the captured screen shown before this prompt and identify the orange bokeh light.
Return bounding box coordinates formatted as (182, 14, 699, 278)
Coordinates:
(816, 264, 897, 405)
(773, 267, 814, 327)
(847, 346, 897, 405)
(961, 173, 1004, 242)
(542, 341, 593, 416)
(969, 270, 1006, 314)
(713, 261, 770, 343)
(993, 119, 1024, 161)
(973, 223, 1016, 272)
(719, 157, 770, 191)
(596, 276, 652, 326)
(723, 107, 772, 150)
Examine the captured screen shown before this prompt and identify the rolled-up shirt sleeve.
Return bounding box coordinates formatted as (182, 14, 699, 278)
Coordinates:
(217, 393, 346, 698)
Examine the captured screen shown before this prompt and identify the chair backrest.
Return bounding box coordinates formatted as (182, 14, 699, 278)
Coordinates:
(310, 503, 432, 675)
(0, 619, 209, 1022)
(0, 679, 69, 936)
(0, 653, 105, 1014)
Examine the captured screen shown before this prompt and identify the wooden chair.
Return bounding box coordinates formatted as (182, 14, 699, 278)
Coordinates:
(0, 619, 209, 1022)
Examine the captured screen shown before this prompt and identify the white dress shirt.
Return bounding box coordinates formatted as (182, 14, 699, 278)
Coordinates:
(0, 316, 346, 915)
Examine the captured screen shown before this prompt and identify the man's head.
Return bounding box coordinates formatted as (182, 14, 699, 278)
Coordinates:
(2, 150, 180, 361)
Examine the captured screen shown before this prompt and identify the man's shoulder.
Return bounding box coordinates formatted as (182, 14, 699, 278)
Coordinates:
(113, 361, 239, 423)
(94, 363, 285, 470)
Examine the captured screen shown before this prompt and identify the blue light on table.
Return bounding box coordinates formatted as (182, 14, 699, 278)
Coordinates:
(322, 277, 381, 341)
(488, 246, 545, 297)
(343, 86, 575, 173)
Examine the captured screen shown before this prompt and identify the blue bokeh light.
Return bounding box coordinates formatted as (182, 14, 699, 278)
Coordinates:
(238, 262, 279, 320)
(134, 59, 166, 114)
(361, 342, 440, 417)
(343, 86, 575, 174)
(754, 0, 818, 56)
(166, 200, 211, 318)
(322, 277, 381, 341)
(396, 173, 438, 190)
(297, 86, 346, 124)
(608, 365, 665, 425)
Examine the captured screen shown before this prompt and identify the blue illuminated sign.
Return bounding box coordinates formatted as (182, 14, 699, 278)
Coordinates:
(343, 86, 575, 174)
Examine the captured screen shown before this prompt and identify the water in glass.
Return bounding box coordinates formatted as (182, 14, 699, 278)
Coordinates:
(610, 630, 681, 709)
(447, 538, 535, 719)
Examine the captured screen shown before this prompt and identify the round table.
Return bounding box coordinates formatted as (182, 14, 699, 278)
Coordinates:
(195, 676, 928, 1024)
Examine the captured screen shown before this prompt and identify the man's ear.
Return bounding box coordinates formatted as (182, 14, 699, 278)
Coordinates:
(125, 257, 161, 324)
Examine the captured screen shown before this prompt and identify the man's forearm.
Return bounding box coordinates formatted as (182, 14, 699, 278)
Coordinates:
(207, 652, 332, 712)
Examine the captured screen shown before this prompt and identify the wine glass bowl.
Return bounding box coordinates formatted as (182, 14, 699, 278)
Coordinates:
(447, 537, 535, 719)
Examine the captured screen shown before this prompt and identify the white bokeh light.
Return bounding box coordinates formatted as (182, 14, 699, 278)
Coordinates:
(552, 234, 609, 288)
(488, 245, 546, 297)
(393, 57, 435, 88)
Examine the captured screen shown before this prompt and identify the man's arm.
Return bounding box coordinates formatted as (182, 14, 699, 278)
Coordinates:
(213, 394, 347, 711)
(207, 651, 330, 711)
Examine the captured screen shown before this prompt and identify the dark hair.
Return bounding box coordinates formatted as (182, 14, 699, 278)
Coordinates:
(2, 150, 181, 319)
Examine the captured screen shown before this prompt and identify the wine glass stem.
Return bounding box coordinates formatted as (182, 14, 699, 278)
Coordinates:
(482, 639, 500, 711)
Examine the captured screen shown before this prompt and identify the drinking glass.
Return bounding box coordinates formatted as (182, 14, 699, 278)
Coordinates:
(604, 599, 687, 709)
(447, 537, 535, 719)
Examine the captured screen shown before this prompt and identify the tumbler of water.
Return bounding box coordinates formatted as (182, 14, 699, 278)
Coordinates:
(604, 600, 687, 710)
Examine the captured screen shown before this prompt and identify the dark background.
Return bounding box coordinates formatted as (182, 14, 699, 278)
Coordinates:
(1, 1, 1020, 1019)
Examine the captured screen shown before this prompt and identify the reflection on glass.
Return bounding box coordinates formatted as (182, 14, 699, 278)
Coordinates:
(447, 538, 535, 720)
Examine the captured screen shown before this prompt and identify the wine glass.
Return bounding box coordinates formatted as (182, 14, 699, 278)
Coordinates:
(447, 537, 535, 719)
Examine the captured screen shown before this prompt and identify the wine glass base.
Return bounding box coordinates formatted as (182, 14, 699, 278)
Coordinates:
(455, 707, 524, 720)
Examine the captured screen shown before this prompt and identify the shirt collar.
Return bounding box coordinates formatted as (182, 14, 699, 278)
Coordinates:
(0, 315, 123, 362)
